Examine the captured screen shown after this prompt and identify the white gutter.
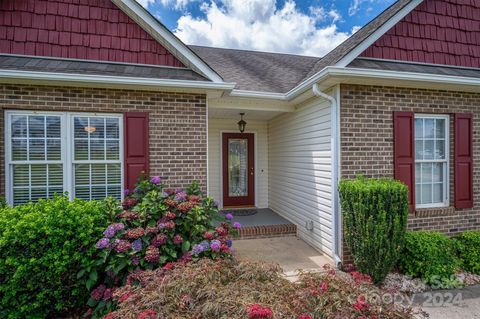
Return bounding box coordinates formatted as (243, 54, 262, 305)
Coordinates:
(312, 83, 342, 267)
(229, 89, 287, 100)
(0, 69, 236, 91)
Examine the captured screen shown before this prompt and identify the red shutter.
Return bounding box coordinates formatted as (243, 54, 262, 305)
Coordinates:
(124, 112, 149, 190)
(455, 113, 473, 208)
(393, 111, 415, 212)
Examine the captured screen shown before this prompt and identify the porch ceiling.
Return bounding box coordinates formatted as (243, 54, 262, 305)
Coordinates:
(208, 108, 284, 121)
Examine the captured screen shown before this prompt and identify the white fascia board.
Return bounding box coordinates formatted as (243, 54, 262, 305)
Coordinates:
(326, 67, 480, 87)
(0, 69, 236, 91)
(335, 0, 423, 68)
(229, 89, 287, 100)
(113, 0, 224, 83)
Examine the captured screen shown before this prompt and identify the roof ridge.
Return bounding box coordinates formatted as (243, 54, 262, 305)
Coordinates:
(188, 45, 322, 60)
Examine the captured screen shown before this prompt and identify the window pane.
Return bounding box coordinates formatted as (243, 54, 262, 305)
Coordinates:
(46, 116, 61, 138)
(435, 119, 445, 138)
(13, 165, 30, 187)
(29, 116, 45, 138)
(106, 118, 119, 138)
(415, 164, 421, 183)
(74, 117, 89, 138)
(90, 118, 105, 139)
(11, 115, 27, 138)
(48, 164, 63, 187)
(29, 139, 45, 160)
(90, 140, 105, 160)
(433, 183, 443, 203)
(47, 139, 62, 160)
(74, 140, 89, 160)
(421, 184, 432, 204)
(31, 164, 47, 186)
(423, 140, 434, 160)
(75, 187, 91, 200)
(421, 163, 432, 182)
(107, 185, 121, 198)
(415, 184, 421, 205)
(92, 164, 106, 184)
(31, 188, 47, 202)
(13, 188, 30, 205)
(12, 139, 28, 161)
(92, 186, 106, 200)
(432, 163, 443, 183)
(435, 140, 445, 159)
(415, 140, 423, 160)
(106, 140, 120, 160)
(75, 164, 90, 185)
(414, 118, 423, 139)
(107, 164, 121, 184)
(424, 119, 434, 138)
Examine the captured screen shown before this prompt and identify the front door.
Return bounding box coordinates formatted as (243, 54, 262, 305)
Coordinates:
(222, 133, 255, 207)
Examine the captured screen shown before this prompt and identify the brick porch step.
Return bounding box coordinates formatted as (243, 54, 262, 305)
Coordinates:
(236, 223, 297, 239)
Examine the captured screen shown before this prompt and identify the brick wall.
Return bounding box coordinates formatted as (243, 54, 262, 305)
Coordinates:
(340, 84, 480, 262)
(0, 84, 207, 195)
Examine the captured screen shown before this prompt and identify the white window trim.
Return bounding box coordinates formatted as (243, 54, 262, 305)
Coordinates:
(414, 113, 449, 209)
(5, 110, 124, 205)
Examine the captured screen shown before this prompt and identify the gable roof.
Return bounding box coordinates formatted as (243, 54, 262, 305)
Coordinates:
(113, 0, 223, 82)
(303, 0, 422, 80)
(189, 45, 320, 93)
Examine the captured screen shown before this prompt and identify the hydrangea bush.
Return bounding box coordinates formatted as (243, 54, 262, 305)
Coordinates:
(84, 176, 240, 317)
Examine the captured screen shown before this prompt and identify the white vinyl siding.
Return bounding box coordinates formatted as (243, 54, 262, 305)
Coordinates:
(268, 98, 333, 257)
(5, 111, 123, 205)
(208, 119, 268, 208)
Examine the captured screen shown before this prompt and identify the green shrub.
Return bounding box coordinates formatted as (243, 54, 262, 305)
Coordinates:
(454, 231, 480, 275)
(398, 231, 460, 285)
(0, 195, 108, 318)
(0, 196, 6, 209)
(339, 177, 409, 284)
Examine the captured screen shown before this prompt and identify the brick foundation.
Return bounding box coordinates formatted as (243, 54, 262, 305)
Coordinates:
(340, 84, 480, 262)
(236, 224, 297, 240)
(0, 84, 207, 195)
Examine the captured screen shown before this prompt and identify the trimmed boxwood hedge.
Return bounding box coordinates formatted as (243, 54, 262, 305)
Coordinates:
(339, 177, 409, 284)
(398, 231, 460, 285)
(454, 231, 480, 275)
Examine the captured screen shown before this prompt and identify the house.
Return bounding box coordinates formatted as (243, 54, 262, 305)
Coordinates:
(0, 0, 479, 265)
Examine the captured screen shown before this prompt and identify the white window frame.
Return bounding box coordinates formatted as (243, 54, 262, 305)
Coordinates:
(414, 114, 449, 209)
(5, 110, 124, 205)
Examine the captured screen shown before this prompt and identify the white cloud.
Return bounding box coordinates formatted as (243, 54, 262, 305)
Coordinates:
(174, 0, 354, 57)
(160, 0, 198, 10)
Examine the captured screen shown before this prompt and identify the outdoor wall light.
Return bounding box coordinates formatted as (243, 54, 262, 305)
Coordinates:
(237, 113, 247, 133)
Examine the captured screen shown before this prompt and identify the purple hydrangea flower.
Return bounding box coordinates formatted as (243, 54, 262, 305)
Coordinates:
(124, 189, 130, 196)
(210, 239, 221, 251)
(132, 239, 142, 252)
(91, 285, 106, 301)
(96, 238, 110, 249)
(103, 288, 113, 301)
(213, 200, 219, 208)
(162, 191, 169, 198)
(226, 239, 233, 247)
(158, 222, 166, 230)
(233, 222, 242, 229)
(175, 191, 187, 202)
(175, 188, 184, 194)
(225, 213, 233, 220)
(132, 256, 140, 266)
(173, 234, 183, 245)
(150, 176, 161, 184)
(192, 241, 210, 255)
(111, 223, 125, 231)
(103, 226, 116, 238)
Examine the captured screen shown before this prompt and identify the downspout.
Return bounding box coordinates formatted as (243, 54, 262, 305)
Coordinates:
(312, 83, 342, 268)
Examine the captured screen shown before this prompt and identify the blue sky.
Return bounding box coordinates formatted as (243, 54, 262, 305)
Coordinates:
(136, 0, 396, 56)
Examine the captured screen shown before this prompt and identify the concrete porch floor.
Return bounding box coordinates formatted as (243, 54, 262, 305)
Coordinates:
(223, 208, 292, 227)
(233, 236, 333, 279)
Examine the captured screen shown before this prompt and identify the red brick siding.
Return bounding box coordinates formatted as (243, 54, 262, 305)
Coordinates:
(0, 0, 184, 67)
(361, 0, 480, 68)
(340, 84, 480, 262)
(0, 84, 206, 195)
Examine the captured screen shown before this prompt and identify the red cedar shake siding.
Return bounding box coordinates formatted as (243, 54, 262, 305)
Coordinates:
(0, 0, 184, 67)
(0, 84, 207, 194)
(340, 84, 480, 261)
(361, 0, 480, 68)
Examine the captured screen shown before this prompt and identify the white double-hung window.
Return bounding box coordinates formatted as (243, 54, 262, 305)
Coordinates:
(5, 111, 123, 205)
(414, 114, 449, 208)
